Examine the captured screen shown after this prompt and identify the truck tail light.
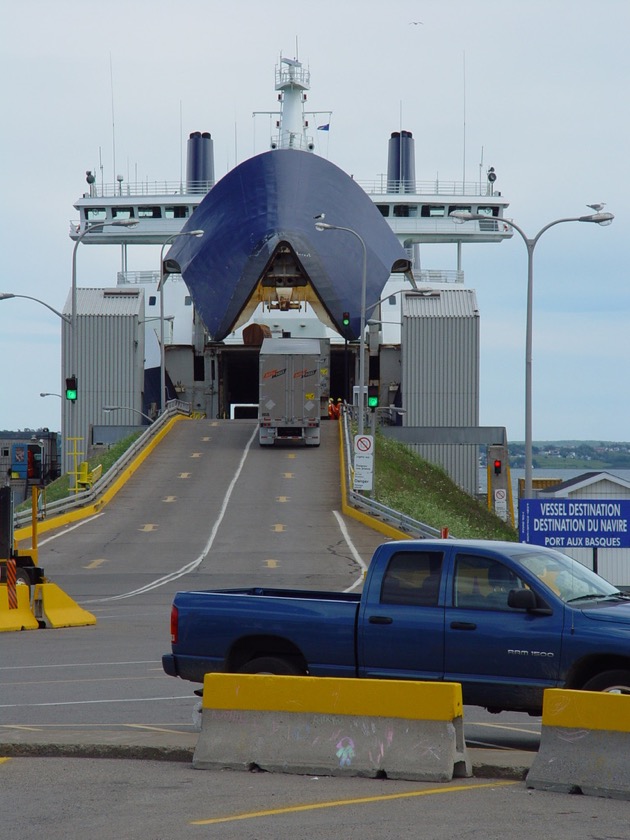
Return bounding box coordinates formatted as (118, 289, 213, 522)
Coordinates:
(170, 604, 178, 645)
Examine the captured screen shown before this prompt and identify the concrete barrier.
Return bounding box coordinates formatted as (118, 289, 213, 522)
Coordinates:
(193, 674, 471, 782)
(0, 584, 39, 632)
(33, 583, 96, 628)
(527, 688, 630, 799)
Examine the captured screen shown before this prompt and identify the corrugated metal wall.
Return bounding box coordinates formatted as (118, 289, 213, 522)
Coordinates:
(62, 288, 145, 468)
(401, 289, 479, 494)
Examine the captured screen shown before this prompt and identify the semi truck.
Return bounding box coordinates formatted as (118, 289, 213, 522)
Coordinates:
(258, 337, 321, 446)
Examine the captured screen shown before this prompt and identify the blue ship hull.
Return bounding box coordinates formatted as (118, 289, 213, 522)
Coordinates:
(165, 149, 410, 341)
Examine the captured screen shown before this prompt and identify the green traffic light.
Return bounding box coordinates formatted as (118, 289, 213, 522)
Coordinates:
(367, 395, 379, 408)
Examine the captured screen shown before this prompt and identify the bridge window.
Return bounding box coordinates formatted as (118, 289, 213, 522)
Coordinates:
(476, 206, 499, 217)
(421, 205, 446, 217)
(448, 205, 472, 216)
(85, 207, 107, 221)
(394, 205, 417, 217)
(148, 296, 157, 306)
(112, 207, 134, 219)
(165, 206, 189, 219)
(138, 206, 162, 218)
(376, 204, 390, 217)
(185, 296, 192, 306)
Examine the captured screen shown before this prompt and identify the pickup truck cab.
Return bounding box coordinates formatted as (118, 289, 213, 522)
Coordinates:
(163, 539, 630, 714)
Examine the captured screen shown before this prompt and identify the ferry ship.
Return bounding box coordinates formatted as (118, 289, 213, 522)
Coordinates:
(66, 53, 512, 488)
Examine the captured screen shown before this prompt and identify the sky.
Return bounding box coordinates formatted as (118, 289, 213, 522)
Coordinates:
(1, 0, 628, 442)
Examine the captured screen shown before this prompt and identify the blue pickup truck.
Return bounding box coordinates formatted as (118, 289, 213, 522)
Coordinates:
(162, 539, 630, 714)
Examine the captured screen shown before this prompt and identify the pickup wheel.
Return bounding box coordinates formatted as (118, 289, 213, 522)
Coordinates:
(238, 656, 303, 676)
(582, 669, 630, 694)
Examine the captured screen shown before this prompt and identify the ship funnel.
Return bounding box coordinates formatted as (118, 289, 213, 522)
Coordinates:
(387, 130, 416, 193)
(186, 131, 215, 194)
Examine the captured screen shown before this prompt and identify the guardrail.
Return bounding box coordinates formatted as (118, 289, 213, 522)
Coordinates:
(340, 408, 445, 539)
(14, 400, 191, 528)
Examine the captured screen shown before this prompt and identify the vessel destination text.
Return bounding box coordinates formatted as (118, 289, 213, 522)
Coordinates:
(519, 499, 630, 549)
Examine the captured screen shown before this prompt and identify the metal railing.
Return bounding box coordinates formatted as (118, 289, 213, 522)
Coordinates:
(357, 178, 501, 197)
(340, 408, 445, 539)
(79, 180, 213, 198)
(14, 401, 191, 529)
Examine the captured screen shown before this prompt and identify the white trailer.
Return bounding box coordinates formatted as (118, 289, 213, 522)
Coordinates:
(258, 338, 321, 446)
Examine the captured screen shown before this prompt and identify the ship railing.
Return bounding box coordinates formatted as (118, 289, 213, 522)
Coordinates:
(391, 217, 513, 235)
(79, 180, 214, 198)
(357, 177, 502, 197)
(411, 270, 464, 285)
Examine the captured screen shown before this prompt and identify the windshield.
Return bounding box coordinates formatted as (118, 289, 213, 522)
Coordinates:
(511, 548, 619, 604)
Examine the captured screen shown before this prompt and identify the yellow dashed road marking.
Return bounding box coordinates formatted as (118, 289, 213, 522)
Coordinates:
(191, 452, 203, 458)
(271, 524, 286, 532)
(163, 496, 177, 503)
(282, 473, 294, 479)
(276, 496, 290, 502)
(265, 559, 278, 568)
(179, 473, 191, 479)
(84, 559, 107, 570)
(139, 524, 158, 532)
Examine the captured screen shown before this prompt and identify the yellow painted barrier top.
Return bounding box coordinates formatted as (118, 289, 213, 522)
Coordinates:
(202, 674, 463, 721)
(542, 688, 630, 734)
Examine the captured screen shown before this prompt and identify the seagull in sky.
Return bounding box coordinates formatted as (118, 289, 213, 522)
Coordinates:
(587, 203, 606, 212)
(409, 21, 424, 25)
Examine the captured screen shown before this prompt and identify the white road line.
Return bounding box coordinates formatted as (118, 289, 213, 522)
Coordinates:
(333, 510, 368, 593)
(0, 660, 160, 672)
(36, 512, 106, 545)
(0, 696, 193, 709)
(88, 425, 259, 602)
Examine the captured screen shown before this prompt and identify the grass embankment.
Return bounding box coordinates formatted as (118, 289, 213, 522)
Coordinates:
(373, 432, 518, 541)
(18, 431, 142, 511)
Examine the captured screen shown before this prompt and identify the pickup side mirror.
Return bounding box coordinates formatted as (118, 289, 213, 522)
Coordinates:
(507, 588, 551, 614)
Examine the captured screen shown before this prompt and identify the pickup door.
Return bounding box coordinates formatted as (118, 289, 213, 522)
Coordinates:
(358, 548, 445, 680)
(357, 545, 564, 711)
(443, 547, 564, 710)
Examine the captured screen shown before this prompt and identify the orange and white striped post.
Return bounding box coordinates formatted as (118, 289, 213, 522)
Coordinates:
(6, 557, 17, 609)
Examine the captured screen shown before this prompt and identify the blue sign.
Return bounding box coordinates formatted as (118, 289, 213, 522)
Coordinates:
(519, 498, 630, 549)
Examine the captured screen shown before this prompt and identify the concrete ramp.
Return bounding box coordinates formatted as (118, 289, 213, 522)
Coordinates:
(193, 674, 470, 782)
(527, 688, 630, 799)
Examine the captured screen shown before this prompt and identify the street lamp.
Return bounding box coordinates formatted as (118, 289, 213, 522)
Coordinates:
(315, 221, 368, 436)
(157, 230, 204, 413)
(450, 208, 614, 498)
(103, 405, 154, 424)
(0, 292, 70, 324)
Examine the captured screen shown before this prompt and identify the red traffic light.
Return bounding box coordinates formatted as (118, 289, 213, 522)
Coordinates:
(493, 459, 502, 475)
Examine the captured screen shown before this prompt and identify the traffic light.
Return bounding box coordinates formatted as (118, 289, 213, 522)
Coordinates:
(493, 458, 502, 475)
(342, 311, 350, 327)
(367, 384, 379, 409)
(65, 376, 78, 402)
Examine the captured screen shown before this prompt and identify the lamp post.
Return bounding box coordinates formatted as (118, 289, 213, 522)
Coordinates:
(450, 209, 614, 498)
(315, 222, 368, 435)
(103, 405, 154, 424)
(0, 292, 70, 324)
(157, 230, 204, 413)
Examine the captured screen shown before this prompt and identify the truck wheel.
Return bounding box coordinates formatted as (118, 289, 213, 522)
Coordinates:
(582, 670, 630, 694)
(239, 656, 303, 676)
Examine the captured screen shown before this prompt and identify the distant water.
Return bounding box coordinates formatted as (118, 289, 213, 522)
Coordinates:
(479, 467, 630, 522)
